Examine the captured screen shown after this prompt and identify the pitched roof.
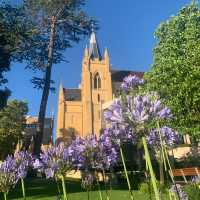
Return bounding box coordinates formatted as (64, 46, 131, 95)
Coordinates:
(111, 69, 144, 95)
(63, 88, 81, 101)
(62, 70, 144, 101)
(111, 69, 144, 82)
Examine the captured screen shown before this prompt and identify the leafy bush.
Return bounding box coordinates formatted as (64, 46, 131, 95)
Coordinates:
(139, 182, 151, 193)
(184, 184, 200, 200)
(139, 181, 169, 195)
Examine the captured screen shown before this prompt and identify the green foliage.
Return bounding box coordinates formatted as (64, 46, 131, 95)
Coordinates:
(0, 2, 35, 109)
(22, 0, 94, 88)
(144, 1, 200, 139)
(0, 100, 28, 159)
(184, 184, 200, 200)
(0, 2, 34, 74)
(0, 88, 10, 110)
(139, 182, 151, 193)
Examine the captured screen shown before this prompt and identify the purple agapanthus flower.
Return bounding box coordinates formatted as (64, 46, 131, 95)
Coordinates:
(147, 126, 179, 149)
(69, 137, 86, 169)
(104, 99, 125, 125)
(98, 133, 118, 169)
(121, 74, 144, 91)
(78, 134, 99, 170)
(14, 151, 32, 179)
(126, 95, 172, 124)
(101, 125, 136, 146)
(33, 143, 74, 179)
(0, 156, 18, 193)
(69, 134, 118, 171)
(104, 94, 172, 130)
(170, 184, 188, 200)
(126, 95, 150, 124)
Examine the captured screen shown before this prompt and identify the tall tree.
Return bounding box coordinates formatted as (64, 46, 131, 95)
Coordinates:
(144, 1, 200, 141)
(23, 0, 94, 155)
(0, 100, 28, 160)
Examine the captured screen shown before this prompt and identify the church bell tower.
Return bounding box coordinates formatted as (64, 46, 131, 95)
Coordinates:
(81, 30, 113, 136)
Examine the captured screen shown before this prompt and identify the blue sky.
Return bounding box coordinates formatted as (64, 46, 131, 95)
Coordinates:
(5, 0, 191, 137)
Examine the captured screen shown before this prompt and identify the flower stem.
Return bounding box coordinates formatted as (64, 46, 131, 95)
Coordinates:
(55, 178, 61, 199)
(102, 169, 110, 200)
(95, 171, 103, 200)
(21, 178, 26, 200)
(157, 123, 180, 200)
(119, 146, 134, 200)
(61, 175, 68, 200)
(156, 121, 167, 172)
(4, 193, 7, 200)
(142, 137, 160, 200)
(163, 147, 180, 200)
(87, 189, 90, 200)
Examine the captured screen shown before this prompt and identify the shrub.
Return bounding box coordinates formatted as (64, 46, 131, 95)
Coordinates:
(184, 184, 200, 200)
(139, 182, 151, 193)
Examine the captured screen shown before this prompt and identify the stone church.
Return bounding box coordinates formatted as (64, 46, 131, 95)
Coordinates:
(56, 31, 143, 142)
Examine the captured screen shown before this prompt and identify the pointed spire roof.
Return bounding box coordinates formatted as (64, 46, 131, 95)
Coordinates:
(89, 30, 102, 60)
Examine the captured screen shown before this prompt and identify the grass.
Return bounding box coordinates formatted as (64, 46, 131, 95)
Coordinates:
(3, 178, 167, 200)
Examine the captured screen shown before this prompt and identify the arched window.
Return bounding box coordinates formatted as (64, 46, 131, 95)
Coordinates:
(98, 94, 100, 102)
(94, 72, 101, 89)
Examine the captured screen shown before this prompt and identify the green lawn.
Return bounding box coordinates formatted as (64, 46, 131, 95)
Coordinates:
(4, 178, 166, 200)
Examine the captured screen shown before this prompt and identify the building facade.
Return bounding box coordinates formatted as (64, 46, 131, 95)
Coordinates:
(56, 31, 143, 143)
(21, 116, 53, 151)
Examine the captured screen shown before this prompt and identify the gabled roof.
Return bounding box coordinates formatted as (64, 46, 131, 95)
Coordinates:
(111, 69, 144, 82)
(63, 88, 81, 101)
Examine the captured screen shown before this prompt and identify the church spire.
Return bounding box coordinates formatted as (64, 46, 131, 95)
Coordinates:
(89, 29, 101, 60)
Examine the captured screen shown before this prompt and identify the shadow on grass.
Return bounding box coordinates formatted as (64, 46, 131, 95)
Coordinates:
(7, 177, 140, 199)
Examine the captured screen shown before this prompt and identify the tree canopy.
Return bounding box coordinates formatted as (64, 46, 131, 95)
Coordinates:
(0, 100, 28, 159)
(144, 1, 200, 140)
(0, 3, 33, 109)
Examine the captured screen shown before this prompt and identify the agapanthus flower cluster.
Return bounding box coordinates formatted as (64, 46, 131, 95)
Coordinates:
(147, 126, 179, 149)
(0, 156, 18, 193)
(33, 143, 73, 179)
(14, 151, 33, 179)
(98, 133, 118, 169)
(121, 74, 144, 91)
(81, 134, 99, 169)
(170, 184, 188, 200)
(101, 125, 136, 146)
(104, 94, 172, 128)
(68, 137, 86, 169)
(104, 99, 125, 125)
(126, 95, 172, 124)
(70, 134, 118, 171)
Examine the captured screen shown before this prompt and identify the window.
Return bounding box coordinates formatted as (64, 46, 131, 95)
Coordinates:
(94, 73, 101, 89)
(98, 94, 100, 102)
(44, 124, 51, 129)
(25, 124, 37, 129)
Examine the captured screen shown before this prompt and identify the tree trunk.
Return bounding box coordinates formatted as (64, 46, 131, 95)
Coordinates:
(33, 16, 56, 156)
